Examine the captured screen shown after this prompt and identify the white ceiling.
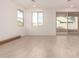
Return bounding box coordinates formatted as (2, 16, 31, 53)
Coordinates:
(13, 0, 79, 8)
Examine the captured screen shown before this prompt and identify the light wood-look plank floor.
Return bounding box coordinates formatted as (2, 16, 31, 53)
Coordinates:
(0, 36, 79, 58)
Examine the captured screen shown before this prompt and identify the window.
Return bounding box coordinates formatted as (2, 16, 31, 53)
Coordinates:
(17, 9, 24, 27)
(32, 11, 43, 26)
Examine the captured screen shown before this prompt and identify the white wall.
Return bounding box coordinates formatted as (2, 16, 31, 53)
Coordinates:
(0, 0, 26, 41)
(1, 0, 79, 41)
(56, 7, 79, 12)
(25, 8, 56, 36)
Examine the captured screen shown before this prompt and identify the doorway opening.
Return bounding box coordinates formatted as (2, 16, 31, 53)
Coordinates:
(56, 12, 79, 35)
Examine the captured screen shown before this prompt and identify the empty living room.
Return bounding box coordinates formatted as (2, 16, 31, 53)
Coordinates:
(0, 0, 79, 58)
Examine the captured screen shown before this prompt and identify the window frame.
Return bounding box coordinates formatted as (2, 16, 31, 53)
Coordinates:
(32, 11, 44, 26)
(17, 9, 24, 27)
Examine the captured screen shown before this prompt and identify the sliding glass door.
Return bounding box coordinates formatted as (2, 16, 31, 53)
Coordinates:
(56, 12, 79, 35)
(56, 12, 68, 35)
(68, 12, 79, 34)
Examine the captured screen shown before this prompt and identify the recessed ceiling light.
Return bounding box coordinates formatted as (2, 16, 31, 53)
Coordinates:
(70, 5, 74, 8)
(67, 0, 71, 2)
(33, 5, 36, 8)
(32, 0, 35, 2)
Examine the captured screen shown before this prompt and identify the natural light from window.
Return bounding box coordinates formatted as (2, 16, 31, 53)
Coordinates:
(33, 11, 43, 26)
(17, 9, 24, 27)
